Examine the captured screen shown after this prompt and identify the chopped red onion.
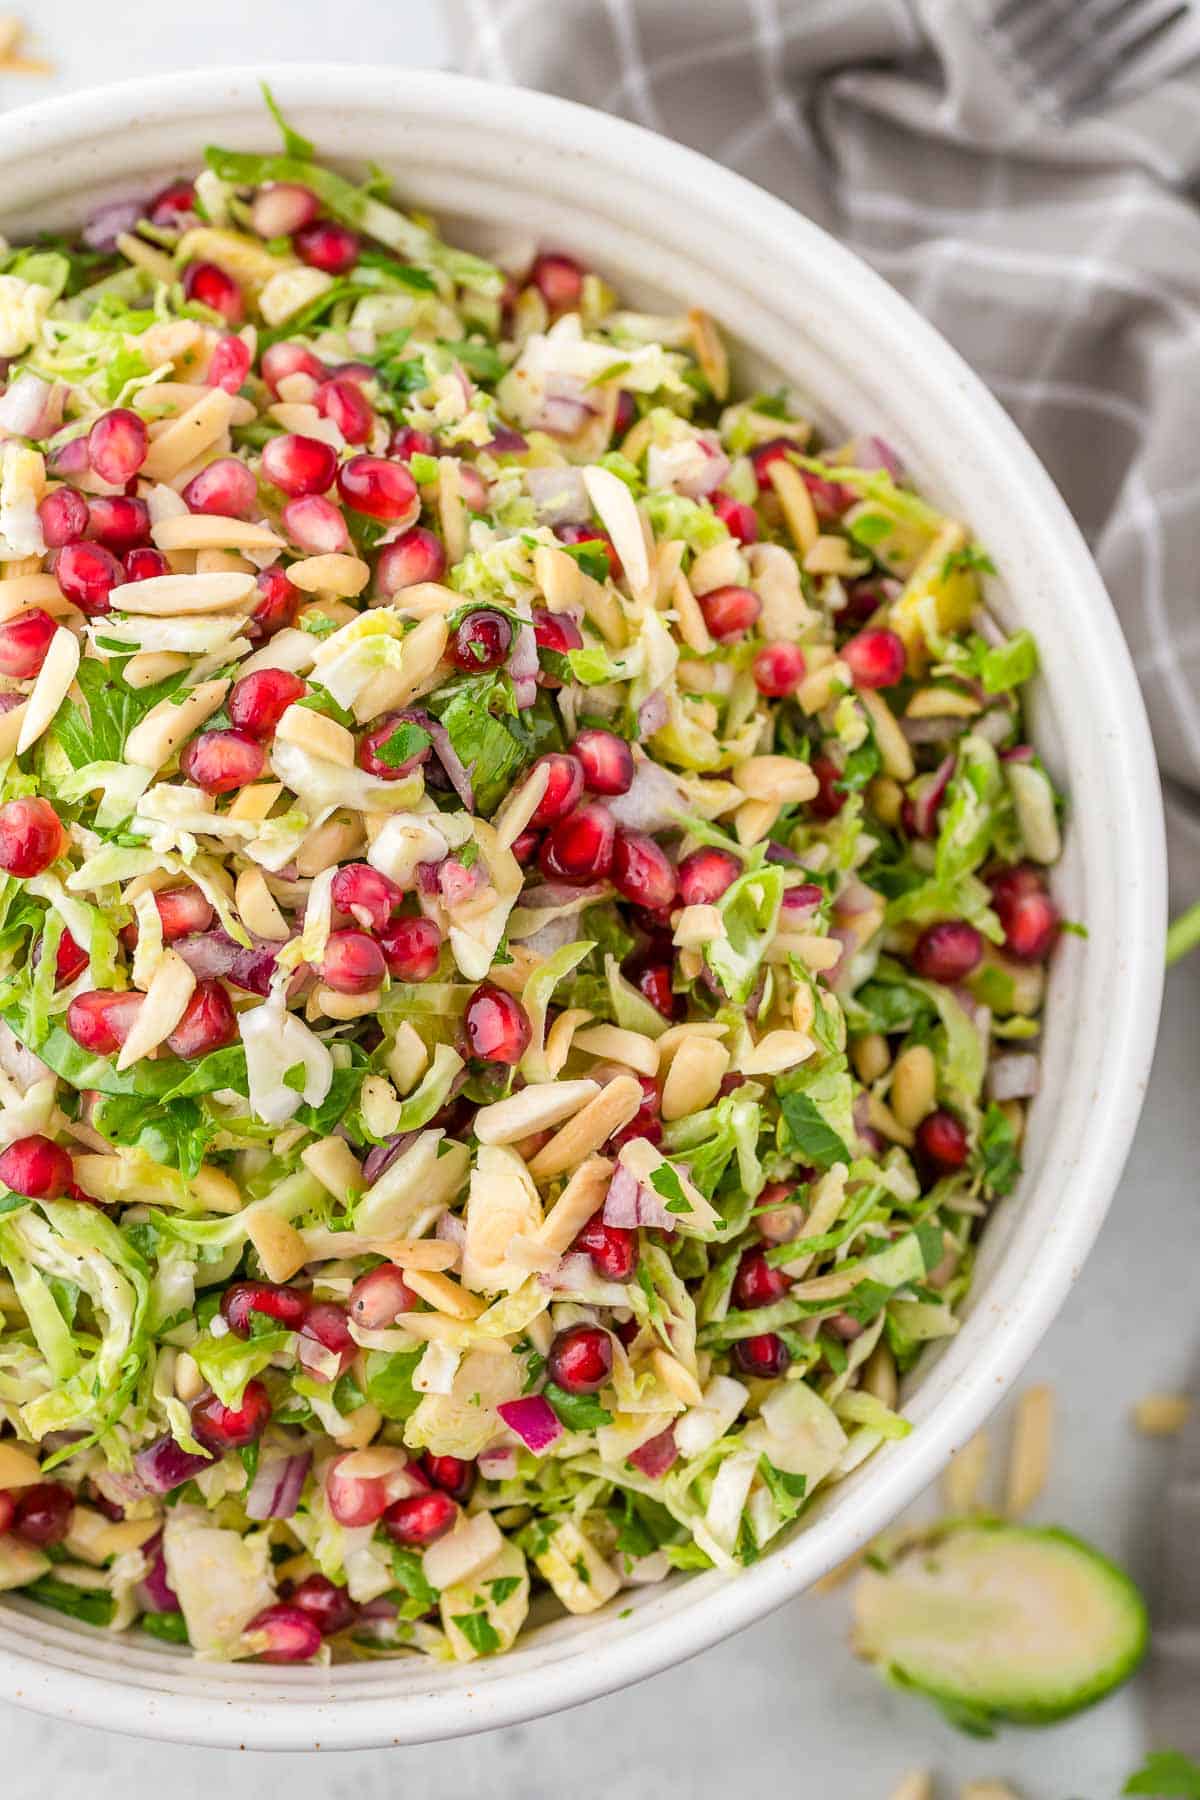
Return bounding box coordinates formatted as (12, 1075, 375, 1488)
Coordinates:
(521, 878, 611, 912)
(173, 929, 281, 997)
(676, 435, 730, 499)
(1001, 743, 1035, 763)
(850, 435, 905, 480)
(602, 1164, 674, 1231)
(48, 433, 90, 477)
(245, 1449, 311, 1521)
(628, 1425, 678, 1479)
(637, 691, 669, 738)
(485, 424, 529, 455)
(395, 707, 475, 812)
(496, 1395, 563, 1455)
(361, 1130, 422, 1187)
(477, 1444, 519, 1482)
(781, 882, 822, 914)
(606, 759, 687, 835)
(134, 1434, 214, 1494)
(834, 878, 879, 920)
(901, 715, 969, 746)
(986, 1052, 1040, 1101)
(912, 753, 956, 839)
(435, 1209, 467, 1247)
(439, 857, 484, 910)
(0, 373, 65, 441)
(137, 1539, 181, 1614)
(82, 196, 146, 251)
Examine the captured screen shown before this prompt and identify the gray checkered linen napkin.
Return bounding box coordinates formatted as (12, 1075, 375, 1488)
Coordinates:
(448, 0, 1200, 892)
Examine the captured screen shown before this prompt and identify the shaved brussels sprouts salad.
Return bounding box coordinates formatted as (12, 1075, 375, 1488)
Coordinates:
(0, 94, 1064, 1666)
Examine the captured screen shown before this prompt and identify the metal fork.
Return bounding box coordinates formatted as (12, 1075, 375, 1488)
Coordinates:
(984, 0, 1200, 116)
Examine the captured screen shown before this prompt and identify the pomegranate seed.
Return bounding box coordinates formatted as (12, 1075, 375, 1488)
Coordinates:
(261, 432, 338, 499)
(124, 547, 171, 582)
(607, 1071, 663, 1153)
(336, 455, 417, 523)
(247, 1603, 322, 1664)
(228, 667, 307, 741)
(0, 797, 64, 877)
(612, 830, 676, 910)
(207, 333, 252, 394)
(326, 1452, 393, 1527)
(556, 522, 622, 581)
(0, 1491, 13, 1534)
(712, 491, 759, 544)
(0, 1134, 73, 1199)
(222, 1280, 309, 1337)
(548, 1323, 612, 1394)
(165, 980, 237, 1058)
(843, 628, 906, 690)
(182, 260, 244, 324)
(65, 989, 141, 1054)
(288, 1573, 356, 1636)
(782, 882, 823, 916)
(357, 713, 432, 781)
(912, 921, 983, 983)
(348, 1263, 416, 1328)
(841, 580, 886, 627)
(315, 377, 373, 445)
(250, 566, 300, 641)
(379, 915, 442, 981)
(510, 827, 541, 866)
(464, 982, 531, 1064)
(753, 641, 806, 697)
(528, 752, 585, 827)
(182, 457, 258, 520)
(732, 1332, 790, 1378)
(539, 800, 615, 883)
(748, 438, 797, 489)
(375, 527, 447, 595)
(147, 179, 196, 228)
(294, 219, 360, 274)
(87, 409, 147, 485)
(530, 252, 585, 311)
(809, 754, 846, 821)
(990, 865, 1059, 961)
(87, 495, 151, 554)
(54, 541, 122, 615)
(382, 1489, 457, 1547)
(628, 958, 679, 1021)
(12, 1481, 72, 1547)
(299, 1302, 354, 1382)
(38, 486, 89, 547)
(331, 863, 401, 932)
(251, 181, 319, 238)
(154, 886, 215, 941)
(677, 846, 740, 906)
(0, 608, 57, 679)
(732, 1249, 792, 1310)
(261, 341, 326, 398)
(190, 1378, 271, 1452)
(572, 727, 633, 796)
(54, 928, 88, 987)
(916, 1109, 970, 1172)
(282, 494, 350, 555)
(448, 608, 512, 672)
(181, 728, 265, 794)
(321, 928, 386, 995)
(698, 585, 761, 640)
(574, 1209, 637, 1281)
(389, 425, 437, 461)
(420, 1454, 476, 1503)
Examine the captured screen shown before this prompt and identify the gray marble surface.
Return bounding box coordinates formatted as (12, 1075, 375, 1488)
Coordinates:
(5, 6, 1200, 1792)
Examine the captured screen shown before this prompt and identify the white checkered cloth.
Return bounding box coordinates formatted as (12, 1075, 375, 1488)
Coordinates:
(449, 0, 1200, 897)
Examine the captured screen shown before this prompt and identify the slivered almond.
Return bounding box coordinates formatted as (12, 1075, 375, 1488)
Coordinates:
(192, 1165, 242, 1214)
(437, 459, 467, 565)
(582, 465, 653, 603)
(660, 1036, 729, 1121)
(352, 612, 449, 722)
(152, 515, 284, 553)
(0, 574, 67, 617)
(906, 684, 981, 719)
(767, 458, 819, 554)
(124, 677, 229, 769)
(689, 539, 746, 596)
(494, 760, 550, 851)
(528, 1075, 643, 1180)
(115, 231, 174, 284)
(312, 983, 381, 1020)
(862, 1340, 899, 1410)
(110, 571, 255, 616)
(866, 1092, 914, 1147)
(943, 1429, 990, 1512)
(173, 1351, 205, 1403)
(387, 1022, 428, 1095)
(116, 950, 195, 1069)
(655, 538, 686, 604)
(296, 812, 364, 875)
(734, 754, 819, 805)
(244, 1208, 308, 1284)
(379, 1239, 459, 1272)
(268, 401, 342, 448)
(858, 687, 915, 781)
(670, 570, 714, 654)
(734, 796, 779, 845)
(404, 1269, 485, 1320)
(137, 384, 257, 427)
(0, 1441, 42, 1488)
(655, 1021, 727, 1062)
(740, 1030, 814, 1076)
(650, 1346, 705, 1407)
(544, 1006, 590, 1076)
(796, 655, 851, 715)
(227, 780, 283, 822)
(300, 1135, 365, 1200)
(141, 389, 236, 483)
(533, 542, 583, 613)
(360, 1074, 401, 1138)
(572, 1024, 660, 1078)
(803, 534, 861, 577)
(0, 698, 27, 758)
(17, 627, 79, 753)
(578, 568, 628, 647)
(335, 1444, 412, 1482)
(288, 553, 371, 597)
(235, 866, 289, 940)
(535, 1155, 614, 1253)
(195, 549, 256, 576)
(474, 1080, 600, 1146)
(769, 931, 842, 971)
(687, 307, 729, 402)
(672, 903, 723, 950)
(275, 702, 355, 766)
(123, 651, 191, 690)
(1005, 1384, 1054, 1517)
(381, 581, 460, 620)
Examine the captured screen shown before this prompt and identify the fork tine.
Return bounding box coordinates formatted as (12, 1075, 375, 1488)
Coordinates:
(1057, 0, 1191, 107)
(1032, 0, 1152, 80)
(989, 0, 1055, 35)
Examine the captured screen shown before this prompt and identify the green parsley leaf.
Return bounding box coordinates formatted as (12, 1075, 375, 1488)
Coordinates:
(282, 1061, 308, 1094)
(777, 1090, 852, 1169)
(374, 720, 432, 769)
(1124, 1752, 1200, 1797)
(452, 1608, 502, 1655)
(544, 1381, 612, 1431)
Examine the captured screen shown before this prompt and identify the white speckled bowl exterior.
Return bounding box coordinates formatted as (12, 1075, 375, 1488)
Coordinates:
(0, 64, 1166, 1751)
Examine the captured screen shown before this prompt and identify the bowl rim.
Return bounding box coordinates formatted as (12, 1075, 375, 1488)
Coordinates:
(0, 62, 1166, 1750)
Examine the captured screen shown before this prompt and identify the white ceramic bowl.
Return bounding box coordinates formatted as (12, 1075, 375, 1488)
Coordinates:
(0, 65, 1165, 1751)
